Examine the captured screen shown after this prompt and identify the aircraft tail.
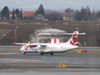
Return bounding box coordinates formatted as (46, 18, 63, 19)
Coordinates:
(47, 31, 79, 45)
(67, 31, 79, 46)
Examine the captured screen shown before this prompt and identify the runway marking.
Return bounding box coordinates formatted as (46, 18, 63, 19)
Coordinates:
(0, 53, 20, 55)
(0, 58, 45, 63)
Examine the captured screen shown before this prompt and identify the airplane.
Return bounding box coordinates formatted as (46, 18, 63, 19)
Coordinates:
(15, 30, 79, 55)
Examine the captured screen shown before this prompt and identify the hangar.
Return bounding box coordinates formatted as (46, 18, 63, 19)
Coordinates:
(30, 28, 70, 43)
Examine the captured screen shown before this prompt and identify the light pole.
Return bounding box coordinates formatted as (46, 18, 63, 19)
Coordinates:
(15, 26, 18, 43)
(0, 31, 9, 39)
(0, 31, 10, 45)
(0, 33, 6, 39)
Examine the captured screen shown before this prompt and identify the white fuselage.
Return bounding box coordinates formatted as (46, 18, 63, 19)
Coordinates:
(19, 30, 79, 55)
(20, 43, 78, 53)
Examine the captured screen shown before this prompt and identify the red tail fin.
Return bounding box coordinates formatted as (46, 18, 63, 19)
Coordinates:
(67, 31, 79, 45)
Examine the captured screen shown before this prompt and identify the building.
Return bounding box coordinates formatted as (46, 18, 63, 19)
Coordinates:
(63, 9, 75, 21)
(30, 28, 70, 43)
(22, 11, 35, 19)
(35, 14, 45, 21)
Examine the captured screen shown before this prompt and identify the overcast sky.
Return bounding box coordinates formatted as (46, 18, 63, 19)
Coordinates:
(0, 0, 99, 11)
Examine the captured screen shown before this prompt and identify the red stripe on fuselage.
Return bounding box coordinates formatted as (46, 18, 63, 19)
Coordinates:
(54, 38, 57, 43)
(24, 45, 37, 50)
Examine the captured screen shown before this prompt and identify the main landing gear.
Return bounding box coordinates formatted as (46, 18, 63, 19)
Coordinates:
(40, 52, 54, 55)
(50, 52, 54, 55)
(40, 52, 44, 55)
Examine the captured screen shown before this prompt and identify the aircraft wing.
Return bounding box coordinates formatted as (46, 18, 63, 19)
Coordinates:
(14, 43, 28, 45)
(14, 42, 52, 46)
(66, 33, 86, 35)
(29, 43, 52, 46)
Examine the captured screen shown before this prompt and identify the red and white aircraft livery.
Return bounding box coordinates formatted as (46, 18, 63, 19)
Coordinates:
(15, 30, 79, 55)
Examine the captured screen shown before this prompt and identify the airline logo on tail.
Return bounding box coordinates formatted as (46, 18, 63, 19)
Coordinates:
(67, 31, 79, 46)
(48, 31, 79, 45)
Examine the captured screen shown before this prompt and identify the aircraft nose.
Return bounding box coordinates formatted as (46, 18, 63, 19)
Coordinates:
(20, 46, 25, 51)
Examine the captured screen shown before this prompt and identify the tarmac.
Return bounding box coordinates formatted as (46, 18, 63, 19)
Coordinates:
(0, 46, 100, 69)
(0, 46, 100, 75)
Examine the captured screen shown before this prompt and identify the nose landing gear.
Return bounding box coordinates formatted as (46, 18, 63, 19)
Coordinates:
(22, 52, 26, 55)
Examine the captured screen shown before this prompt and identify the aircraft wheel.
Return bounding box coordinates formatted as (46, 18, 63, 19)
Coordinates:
(40, 52, 44, 55)
(22, 52, 26, 55)
(50, 52, 54, 55)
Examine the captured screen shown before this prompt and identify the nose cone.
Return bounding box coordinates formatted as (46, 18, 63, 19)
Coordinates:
(20, 46, 25, 51)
